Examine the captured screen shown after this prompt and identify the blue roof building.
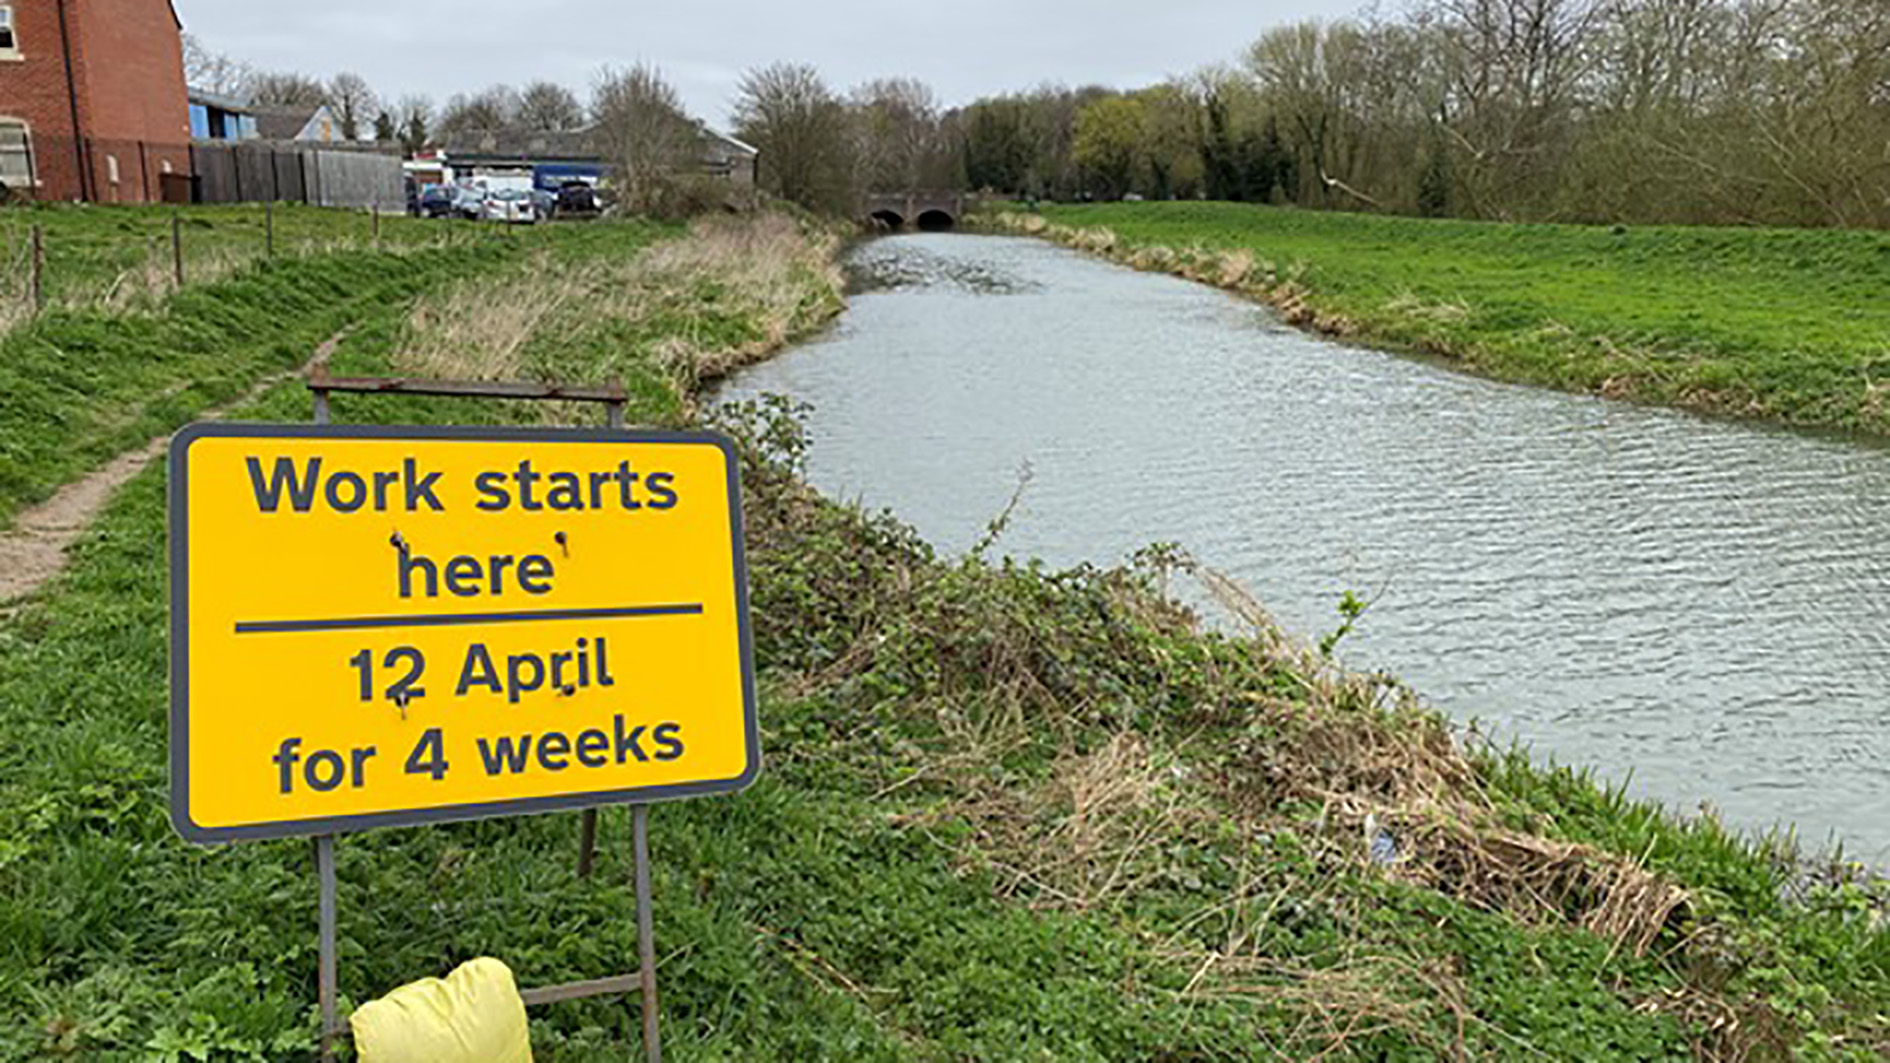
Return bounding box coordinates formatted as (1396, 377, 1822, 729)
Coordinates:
(188, 90, 258, 142)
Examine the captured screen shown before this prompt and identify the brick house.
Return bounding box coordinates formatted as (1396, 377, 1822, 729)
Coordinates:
(0, 0, 192, 202)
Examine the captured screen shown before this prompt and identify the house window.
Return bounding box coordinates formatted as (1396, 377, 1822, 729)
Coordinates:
(0, 7, 18, 57)
(0, 120, 33, 187)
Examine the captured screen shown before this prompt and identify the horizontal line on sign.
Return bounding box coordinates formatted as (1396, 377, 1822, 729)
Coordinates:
(234, 604, 704, 635)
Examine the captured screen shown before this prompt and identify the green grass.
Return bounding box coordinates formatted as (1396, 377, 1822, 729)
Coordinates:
(2, 208, 1886, 1060)
(1015, 202, 1890, 432)
(0, 204, 447, 309)
(0, 207, 664, 529)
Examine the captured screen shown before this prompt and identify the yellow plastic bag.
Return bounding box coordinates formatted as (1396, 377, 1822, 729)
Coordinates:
(350, 956, 533, 1063)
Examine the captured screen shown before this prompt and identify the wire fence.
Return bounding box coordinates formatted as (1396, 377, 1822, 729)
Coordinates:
(0, 202, 475, 335)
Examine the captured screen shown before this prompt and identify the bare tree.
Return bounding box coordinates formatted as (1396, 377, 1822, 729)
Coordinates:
(396, 95, 435, 154)
(327, 72, 378, 141)
(245, 70, 329, 110)
(182, 33, 249, 97)
(1426, 0, 1609, 215)
(592, 64, 708, 217)
(850, 77, 949, 192)
(734, 63, 855, 212)
(1246, 23, 1360, 206)
(518, 81, 585, 132)
(437, 86, 521, 140)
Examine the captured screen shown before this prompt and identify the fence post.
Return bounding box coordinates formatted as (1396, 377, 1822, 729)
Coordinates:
(30, 224, 45, 313)
(171, 214, 185, 289)
(372, 205, 381, 249)
(266, 199, 275, 258)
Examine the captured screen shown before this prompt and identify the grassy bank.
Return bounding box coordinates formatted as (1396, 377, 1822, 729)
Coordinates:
(2, 211, 1887, 1061)
(0, 208, 595, 528)
(986, 203, 1890, 433)
(0, 204, 451, 325)
(393, 212, 842, 424)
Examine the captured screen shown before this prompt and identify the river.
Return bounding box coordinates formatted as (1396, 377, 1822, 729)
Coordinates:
(719, 232, 1890, 861)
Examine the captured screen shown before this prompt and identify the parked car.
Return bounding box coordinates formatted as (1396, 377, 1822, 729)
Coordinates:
(529, 188, 558, 221)
(419, 185, 485, 219)
(416, 184, 456, 218)
(452, 186, 490, 219)
(482, 188, 538, 224)
(555, 182, 602, 217)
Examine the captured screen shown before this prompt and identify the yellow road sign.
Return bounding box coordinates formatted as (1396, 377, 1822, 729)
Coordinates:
(168, 424, 759, 843)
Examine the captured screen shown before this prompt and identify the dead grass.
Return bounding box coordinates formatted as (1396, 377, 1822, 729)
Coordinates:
(396, 214, 842, 411)
(807, 519, 1689, 1041)
(397, 251, 579, 382)
(1199, 955, 1478, 1061)
(637, 213, 844, 381)
(1383, 291, 1471, 324)
(914, 730, 1213, 912)
(1195, 568, 1689, 957)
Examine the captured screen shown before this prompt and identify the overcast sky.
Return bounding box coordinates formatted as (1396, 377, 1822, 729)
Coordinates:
(178, 0, 1361, 127)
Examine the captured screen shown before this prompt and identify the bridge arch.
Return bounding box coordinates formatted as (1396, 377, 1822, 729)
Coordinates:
(863, 192, 972, 233)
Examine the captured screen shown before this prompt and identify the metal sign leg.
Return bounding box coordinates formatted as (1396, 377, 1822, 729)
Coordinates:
(316, 834, 338, 1062)
(282, 373, 670, 1061)
(577, 808, 599, 878)
(633, 805, 662, 1063)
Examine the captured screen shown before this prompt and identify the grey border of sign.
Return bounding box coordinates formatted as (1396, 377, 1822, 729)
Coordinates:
(168, 422, 762, 846)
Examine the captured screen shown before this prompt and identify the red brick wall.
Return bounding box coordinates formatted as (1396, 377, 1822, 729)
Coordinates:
(0, 0, 84, 197)
(75, 0, 190, 202)
(0, 0, 188, 201)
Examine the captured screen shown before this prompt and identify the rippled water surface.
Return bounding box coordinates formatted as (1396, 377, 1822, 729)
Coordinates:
(721, 233, 1890, 858)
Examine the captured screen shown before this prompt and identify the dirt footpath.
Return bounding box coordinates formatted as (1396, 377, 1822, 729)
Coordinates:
(0, 330, 347, 606)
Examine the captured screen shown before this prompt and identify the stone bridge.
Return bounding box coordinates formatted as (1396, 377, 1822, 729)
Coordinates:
(862, 192, 973, 231)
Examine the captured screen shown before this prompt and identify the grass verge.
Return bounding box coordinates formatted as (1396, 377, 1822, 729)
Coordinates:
(0, 207, 597, 529)
(0, 204, 455, 328)
(0, 211, 1885, 1061)
(985, 203, 1890, 434)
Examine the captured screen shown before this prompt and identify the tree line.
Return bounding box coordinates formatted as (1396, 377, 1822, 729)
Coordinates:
(952, 0, 1890, 228)
(719, 0, 1890, 228)
(185, 0, 1890, 229)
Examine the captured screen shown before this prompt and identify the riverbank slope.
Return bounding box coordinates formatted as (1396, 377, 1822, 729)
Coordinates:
(986, 203, 1890, 434)
(0, 204, 561, 528)
(1, 211, 1885, 1060)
